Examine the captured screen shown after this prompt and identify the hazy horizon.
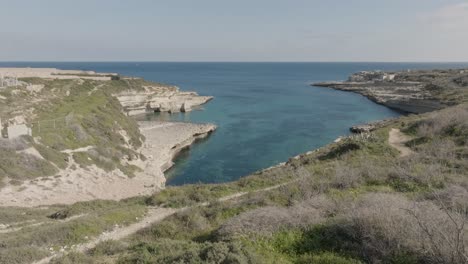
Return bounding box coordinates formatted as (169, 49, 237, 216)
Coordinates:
(2, 0, 468, 62)
(2, 61, 468, 63)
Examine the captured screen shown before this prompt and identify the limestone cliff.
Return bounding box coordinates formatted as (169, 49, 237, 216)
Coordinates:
(115, 84, 213, 116)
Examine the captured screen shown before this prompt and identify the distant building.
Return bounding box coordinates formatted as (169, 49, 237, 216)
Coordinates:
(383, 74, 396, 81)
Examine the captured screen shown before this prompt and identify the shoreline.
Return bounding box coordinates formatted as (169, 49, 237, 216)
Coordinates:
(137, 121, 216, 175)
(0, 121, 216, 207)
(312, 83, 413, 115)
(310, 68, 468, 114)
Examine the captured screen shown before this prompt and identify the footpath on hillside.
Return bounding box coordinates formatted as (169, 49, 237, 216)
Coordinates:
(34, 182, 292, 264)
(388, 128, 414, 157)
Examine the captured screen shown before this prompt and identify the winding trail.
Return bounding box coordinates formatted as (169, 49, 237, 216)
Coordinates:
(388, 128, 414, 157)
(33, 181, 292, 264)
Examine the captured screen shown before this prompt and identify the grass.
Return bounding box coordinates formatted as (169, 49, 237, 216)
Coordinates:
(94, 103, 468, 264)
(0, 77, 161, 182)
(0, 147, 58, 182)
(2, 74, 468, 263)
(0, 198, 147, 264)
(146, 165, 297, 208)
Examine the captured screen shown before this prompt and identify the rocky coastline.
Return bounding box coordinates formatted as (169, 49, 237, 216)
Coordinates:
(313, 68, 468, 114)
(115, 84, 213, 116)
(0, 68, 217, 207)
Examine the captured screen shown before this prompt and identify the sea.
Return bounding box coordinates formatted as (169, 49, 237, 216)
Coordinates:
(2, 62, 467, 185)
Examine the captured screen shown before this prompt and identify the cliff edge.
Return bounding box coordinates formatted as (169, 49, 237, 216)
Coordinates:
(313, 69, 468, 113)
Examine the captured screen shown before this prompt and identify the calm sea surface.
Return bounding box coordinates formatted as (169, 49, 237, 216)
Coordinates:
(2, 62, 467, 185)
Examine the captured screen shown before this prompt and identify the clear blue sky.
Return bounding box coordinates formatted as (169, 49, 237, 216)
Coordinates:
(1, 0, 467, 62)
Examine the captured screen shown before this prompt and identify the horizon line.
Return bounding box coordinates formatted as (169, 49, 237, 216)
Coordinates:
(1, 61, 468, 64)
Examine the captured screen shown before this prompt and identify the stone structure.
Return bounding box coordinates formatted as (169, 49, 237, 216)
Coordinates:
(7, 124, 32, 138)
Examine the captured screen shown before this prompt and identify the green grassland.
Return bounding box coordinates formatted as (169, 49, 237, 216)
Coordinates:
(1, 102, 467, 264)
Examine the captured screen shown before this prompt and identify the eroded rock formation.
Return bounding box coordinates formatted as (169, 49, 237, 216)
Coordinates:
(115, 85, 213, 116)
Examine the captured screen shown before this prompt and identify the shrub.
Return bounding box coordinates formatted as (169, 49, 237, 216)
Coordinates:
(117, 239, 257, 264)
(0, 148, 58, 181)
(319, 141, 361, 160)
(297, 252, 363, 264)
(91, 240, 127, 256)
(330, 161, 363, 189)
(216, 199, 326, 239)
(50, 252, 94, 264)
(0, 136, 29, 151)
(0, 246, 49, 264)
(425, 185, 468, 214)
(339, 193, 468, 264)
(408, 105, 468, 142)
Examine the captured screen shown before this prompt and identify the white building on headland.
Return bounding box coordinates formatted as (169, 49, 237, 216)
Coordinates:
(382, 73, 396, 81)
(348, 71, 396, 82)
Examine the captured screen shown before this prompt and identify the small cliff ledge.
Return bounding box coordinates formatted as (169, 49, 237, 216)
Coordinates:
(313, 69, 468, 114)
(115, 83, 213, 116)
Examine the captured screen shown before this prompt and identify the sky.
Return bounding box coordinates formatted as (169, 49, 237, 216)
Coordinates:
(1, 0, 467, 62)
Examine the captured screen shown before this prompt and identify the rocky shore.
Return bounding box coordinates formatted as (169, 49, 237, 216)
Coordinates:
(349, 118, 395, 133)
(0, 68, 217, 207)
(0, 121, 216, 207)
(115, 84, 213, 116)
(313, 69, 468, 114)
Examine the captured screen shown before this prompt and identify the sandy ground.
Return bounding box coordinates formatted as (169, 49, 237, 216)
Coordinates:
(0, 121, 216, 207)
(388, 128, 414, 157)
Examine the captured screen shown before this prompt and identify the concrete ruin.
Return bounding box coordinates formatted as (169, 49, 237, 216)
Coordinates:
(0, 118, 32, 139)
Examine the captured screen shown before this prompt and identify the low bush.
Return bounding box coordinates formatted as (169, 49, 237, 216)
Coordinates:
(339, 193, 468, 264)
(0, 148, 58, 181)
(50, 252, 94, 264)
(216, 200, 325, 239)
(91, 240, 128, 256)
(117, 239, 258, 264)
(297, 252, 363, 264)
(0, 246, 49, 264)
(407, 105, 468, 143)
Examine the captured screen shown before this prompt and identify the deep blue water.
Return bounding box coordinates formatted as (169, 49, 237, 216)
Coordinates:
(1, 62, 468, 185)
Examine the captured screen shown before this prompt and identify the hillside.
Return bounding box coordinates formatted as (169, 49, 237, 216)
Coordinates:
(1, 69, 468, 264)
(0, 69, 215, 206)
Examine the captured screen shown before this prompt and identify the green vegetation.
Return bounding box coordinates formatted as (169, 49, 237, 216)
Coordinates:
(146, 165, 296, 208)
(0, 137, 58, 184)
(0, 198, 147, 264)
(4, 103, 468, 264)
(0, 77, 171, 183)
(31, 80, 144, 175)
(2, 73, 468, 263)
(50, 103, 468, 264)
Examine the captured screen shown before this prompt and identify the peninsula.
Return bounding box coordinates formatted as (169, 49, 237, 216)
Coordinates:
(313, 68, 468, 113)
(0, 68, 215, 207)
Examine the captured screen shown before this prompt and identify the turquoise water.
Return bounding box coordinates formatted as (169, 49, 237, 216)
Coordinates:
(2, 62, 467, 185)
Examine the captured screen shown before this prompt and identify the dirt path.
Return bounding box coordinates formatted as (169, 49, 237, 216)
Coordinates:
(33, 182, 291, 264)
(388, 128, 414, 157)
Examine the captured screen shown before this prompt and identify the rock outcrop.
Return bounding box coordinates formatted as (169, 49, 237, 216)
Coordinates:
(350, 119, 395, 134)
(115, 85, 213, 116)
(313, 69, 468, 114)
